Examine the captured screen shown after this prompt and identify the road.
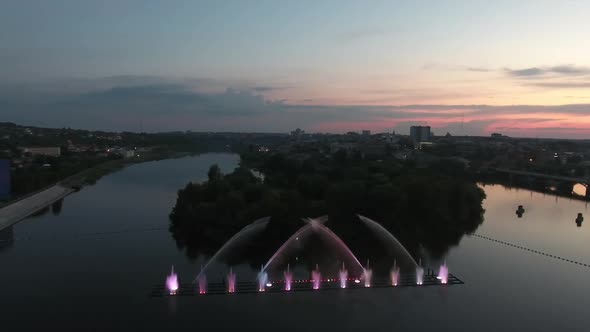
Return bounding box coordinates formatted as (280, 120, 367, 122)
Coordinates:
(0, 185, 75, 231)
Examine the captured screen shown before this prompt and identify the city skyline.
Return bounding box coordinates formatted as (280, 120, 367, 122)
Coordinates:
(2, 0, 590, 138)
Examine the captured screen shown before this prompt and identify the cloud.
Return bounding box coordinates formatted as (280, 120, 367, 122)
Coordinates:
(528, 81, 590, 88)
(2, 76, 590, 138)
(506, 65, 590, 77)
(251, 86, 291, 92)
(422, 63, 491, 72)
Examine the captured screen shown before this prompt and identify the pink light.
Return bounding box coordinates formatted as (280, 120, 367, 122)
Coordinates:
(166, 266, 179, 295)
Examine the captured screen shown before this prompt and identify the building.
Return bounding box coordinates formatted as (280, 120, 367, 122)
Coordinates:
(362, 130, 371, 136)
(23, 147, 61, 157)
(410, 126, 431, 145)
(0, 159, 10, 199)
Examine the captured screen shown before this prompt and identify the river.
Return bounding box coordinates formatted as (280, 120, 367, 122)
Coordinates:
(1, 153, 589, 331)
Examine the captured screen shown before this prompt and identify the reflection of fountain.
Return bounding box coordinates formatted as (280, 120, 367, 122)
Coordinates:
(311, 264, 321, 290)
(390, 260, 400, 286)
(437, 262, 448, 284)
(363, 260, 372, 288)
(356, 215, 418, 269)
(416, 260, 424, 285)
(196, 217, 270, 281)
(263, 217, 364, 278)
(227, 268, 236, 293)
(284, 264, 293, 291)
(339, 263, 348, 289)
(166, 266, 179, 295)
(257, 265, 268, 292)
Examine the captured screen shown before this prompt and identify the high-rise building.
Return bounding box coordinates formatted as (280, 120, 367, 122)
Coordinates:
(410, 126, 431, 144)
(362, 130, 371, 136)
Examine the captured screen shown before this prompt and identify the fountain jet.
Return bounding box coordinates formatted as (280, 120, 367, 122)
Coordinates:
(357, 215, 419, 269)
(166, 265, 179, 295)
(391, 260, 400, 286)
(416, 259, 424, 285)
(437, 262, 449, 284)
(197, 267, 207, 294)
(312, 264, 321, 290)
(196, 217, 270, 282)
(227, 268, 236, 293)
(284, 264, 293, 291)
(339, 262, 348, 289)
(363, 260, 372, 288)
(258, 265, 268, 292)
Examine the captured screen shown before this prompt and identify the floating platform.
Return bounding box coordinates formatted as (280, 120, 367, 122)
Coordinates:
(150, 273, 464, 297)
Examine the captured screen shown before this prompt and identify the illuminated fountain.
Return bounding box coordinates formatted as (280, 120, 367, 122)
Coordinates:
(390, 260, 400, 286)
(227, 268, 236, 293)
(416, 259, 424, 285)
(284, 264, 293, 291)
(262, 217, 364, 279)
(363, 260, 372, 288)
(437, 262, 449, 284)
(166, 266, 179, 295)
(257, 265, 268, 292)
(311, 264, 321, 290)
(198, 270, 207, 295)
(339, 263, 348, 289)
(357, 215, 418, 270)
(196, 217, 270, 282)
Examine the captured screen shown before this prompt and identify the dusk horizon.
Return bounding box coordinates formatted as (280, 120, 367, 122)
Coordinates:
(2, 1, 589, 138)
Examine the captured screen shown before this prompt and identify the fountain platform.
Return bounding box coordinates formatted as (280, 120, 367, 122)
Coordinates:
(150, 272, 464, 297)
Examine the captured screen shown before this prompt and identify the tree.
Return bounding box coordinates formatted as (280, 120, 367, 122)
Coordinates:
(208, 164, 222, 181)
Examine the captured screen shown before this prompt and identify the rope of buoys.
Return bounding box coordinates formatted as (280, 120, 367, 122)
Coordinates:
(471, 233, 590, 267)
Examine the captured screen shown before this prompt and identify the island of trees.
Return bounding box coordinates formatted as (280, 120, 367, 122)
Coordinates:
(169, 149, 486, 267)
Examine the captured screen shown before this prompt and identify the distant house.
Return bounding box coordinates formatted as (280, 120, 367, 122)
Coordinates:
(23, 146, 61, 157)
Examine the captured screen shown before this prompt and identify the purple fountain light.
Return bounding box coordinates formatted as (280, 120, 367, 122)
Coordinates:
(437, 262, 449, 284)
(227, 268, 236, 293)
(311, 264, 321, 290)
(339, 263, 348, 289)
(284, 264, 293, 291)
(391, 260, 400, 286)
(198, 274, 207, 295)
(166, 266, 179, 295)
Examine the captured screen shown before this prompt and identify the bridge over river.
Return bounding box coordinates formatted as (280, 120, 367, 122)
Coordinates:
(0, 185, 75, 231)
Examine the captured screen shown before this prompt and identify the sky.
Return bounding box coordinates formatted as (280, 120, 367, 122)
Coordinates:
(1, 0, 590, 138)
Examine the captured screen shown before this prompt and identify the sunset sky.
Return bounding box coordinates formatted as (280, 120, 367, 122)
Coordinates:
(2, 0, 590, 138)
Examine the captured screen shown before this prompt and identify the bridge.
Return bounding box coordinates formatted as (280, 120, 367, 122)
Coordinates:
(0, 185, 75, 231)
(494, 168, 589, 197)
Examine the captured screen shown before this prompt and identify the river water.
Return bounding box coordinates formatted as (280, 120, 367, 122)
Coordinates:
(1, 153, 589, 331)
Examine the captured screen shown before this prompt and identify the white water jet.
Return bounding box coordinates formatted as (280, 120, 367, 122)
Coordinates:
(363, 259, 372, 288)
(391, 260, 400, 286)
(284, 264, 293, 291)
(258, 265, 268, 292)
(227, 268, 236, 293)
(339, 262, 348, 289)
(416, 259, 424, 285)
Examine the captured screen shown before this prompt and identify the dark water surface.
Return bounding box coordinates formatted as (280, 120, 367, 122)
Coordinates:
(1, 153, 589, 331)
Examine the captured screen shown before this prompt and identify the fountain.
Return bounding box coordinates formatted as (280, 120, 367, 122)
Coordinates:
(311, 264, 321, 290)
(257, 265, 268, 292)
(437, 262, 449, 284)
(196, 217, 270, 281)
(416, 260, 424, 285)
(227, 268, 236, 293)
(197, 266, 207, 294)
(166, 266, 179, 295)
(339, 263, 348, 289)
(263, 217, 364, 278)
(363, 260, 372, 288)
(357, 215, 419, 269)
(284, 264, 293, 291)
(390, 260, 400, 286)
